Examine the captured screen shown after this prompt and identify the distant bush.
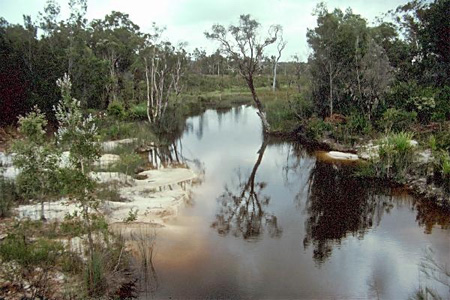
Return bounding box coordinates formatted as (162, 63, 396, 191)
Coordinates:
(432, 86, 450, 121)
(107, 101, 127, 120)
(129, 103, 147, 120)
(380, 108, 417, 133)
(333, 113, 372, 145)
(306, 117, 333, 140)
(266, 100, 300, 132)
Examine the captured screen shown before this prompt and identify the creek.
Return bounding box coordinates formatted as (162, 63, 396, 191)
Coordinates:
(137, 105, 449, 299)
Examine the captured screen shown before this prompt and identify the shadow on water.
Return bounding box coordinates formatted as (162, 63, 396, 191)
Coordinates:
(303, 160, 392, 263)
(211, 139, 282, 240)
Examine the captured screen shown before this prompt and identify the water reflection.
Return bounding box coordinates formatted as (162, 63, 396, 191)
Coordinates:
(303, 161, 391, 263)
(145, 140, 186, 169)
(211, 140, 282, 240)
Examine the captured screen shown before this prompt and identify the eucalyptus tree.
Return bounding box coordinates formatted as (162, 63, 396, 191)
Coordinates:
(91, 11, 143, 107)
(205, 14, 281, 134)
(140, 25, 187, 124)
(272, 32, 287, 91)
(308, 4, 394, 119)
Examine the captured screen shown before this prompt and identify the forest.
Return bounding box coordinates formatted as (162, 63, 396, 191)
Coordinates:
(0, 0, 449, 299)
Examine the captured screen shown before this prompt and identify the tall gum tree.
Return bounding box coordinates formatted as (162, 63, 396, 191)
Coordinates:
(205, 14, 281, 134)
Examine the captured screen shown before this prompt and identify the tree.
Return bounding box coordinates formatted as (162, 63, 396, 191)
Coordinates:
(140, 25, 186, 124)
(11, 107, 59, 220)
(272, 31, 287, 91)
(308, 4, 394, 119)
(205, 14, 281, 133)
(91, 11, 143, 107)
(54, 74, 101, 294)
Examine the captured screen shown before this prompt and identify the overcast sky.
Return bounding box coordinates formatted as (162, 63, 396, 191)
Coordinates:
(1, 0, 409, 61)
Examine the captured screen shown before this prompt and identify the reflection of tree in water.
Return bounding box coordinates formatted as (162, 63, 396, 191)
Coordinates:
(212, 140, 282, 240)
(282, 142, 315, 208)
(146, 139, 186, 169)
(414, 200, 450, 234)
(303, 161, 389, 263)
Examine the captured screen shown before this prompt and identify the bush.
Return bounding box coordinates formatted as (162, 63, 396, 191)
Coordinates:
(0, 176, 19, 218)
(380, 108, 417, 133)
(432, 150, 450, 190)
(265, 100, 300, 132)
(371, 132, 416, 180)
(129, 103, 147, 120)
(0, 234, 64, 267)
(432, 86, 450, 121)
(306, 117, 333, 140)
(107, 101, 127, 120)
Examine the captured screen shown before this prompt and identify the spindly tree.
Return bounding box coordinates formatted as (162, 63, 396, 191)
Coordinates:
(139, 25, 186, 124)
(205, 14, 281, 134)
(11, 107, 59, 220)
(54, 74, 101, 294)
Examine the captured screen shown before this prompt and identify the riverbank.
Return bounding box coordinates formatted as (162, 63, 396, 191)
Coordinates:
(281, 124, 450, 210)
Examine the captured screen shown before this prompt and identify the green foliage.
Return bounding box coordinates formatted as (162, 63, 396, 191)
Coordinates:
(290, 94, 314, 119)
(380, 108, 417, 133)
(432, 86, 450, 121)
(98, 121, 134, 141)
(11, 106, 60, 219)
(128, 103, 148, 120)
(306, 117, 332, 140)
(0, 176, 19, 218)
(371, 132, 416, 180)
(107, 101, 127, 120)
(118, 152, 142, 177)
(55, 74, 101, 171)
(123, 208, 138, 223)
(265, 100, 300, 132)
(0, 233, 63, 268)
(432, 150, 450, 190)
(410, 96, 435, 124)
(333, 114, 372, 145)
(428, 131, 450, 152)
(17, 106, 48, 143)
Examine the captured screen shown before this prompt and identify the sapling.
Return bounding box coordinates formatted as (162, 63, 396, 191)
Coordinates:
(11, 106, 60, 220)
(54, 74, 101, 294)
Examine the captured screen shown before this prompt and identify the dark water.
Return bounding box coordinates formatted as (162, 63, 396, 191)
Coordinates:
(141, 106, 450, 299)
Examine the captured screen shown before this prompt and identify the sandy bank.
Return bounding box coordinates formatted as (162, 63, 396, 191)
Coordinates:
(16, 167, 198, 227)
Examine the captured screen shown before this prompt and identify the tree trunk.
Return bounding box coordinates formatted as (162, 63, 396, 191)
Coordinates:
(329, 62, 333, 117)
(144, 58, 153, 123)
(247, 76, 271, 133)
(272, 62, 278, 92)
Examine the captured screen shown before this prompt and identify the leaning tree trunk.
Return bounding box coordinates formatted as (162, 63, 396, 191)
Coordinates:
(247, 76, 271, 134)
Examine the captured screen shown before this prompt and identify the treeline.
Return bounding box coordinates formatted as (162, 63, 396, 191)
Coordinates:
(0, 0, 449, 127)
(307, 1, 449, 121)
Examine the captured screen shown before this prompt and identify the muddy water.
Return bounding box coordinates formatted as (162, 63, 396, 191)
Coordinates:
(140, 106, 449, 299)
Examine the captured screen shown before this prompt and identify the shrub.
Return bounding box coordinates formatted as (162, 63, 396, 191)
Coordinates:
(129, 103, 147, 120)
(432, 86, 450, 121)
(432, 150, 450, 190)
(0, 176, 19, 218)
(306, 117, 333, 140)
(371, 132, 416, 180)
(380, 108, 417, 133)
(410, 96, 435, 124)
(107, 101, 127, 120)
